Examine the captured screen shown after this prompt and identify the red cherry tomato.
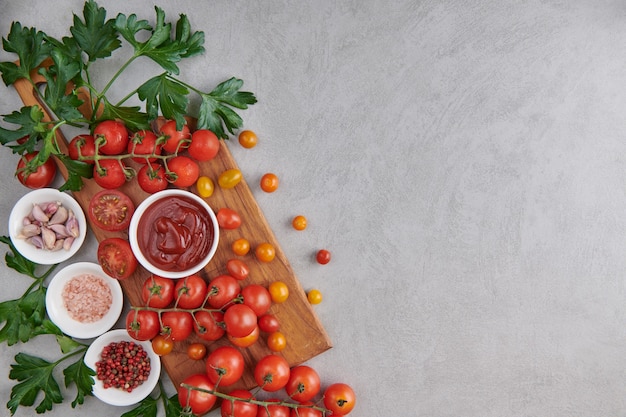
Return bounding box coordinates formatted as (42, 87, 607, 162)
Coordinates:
(177, 374, 216, 416)
(16, 152, 57, 189)
(128, 129, 162, 163)
(174, 274, 208, 309)
(137, 163, 169, 194)
(206, 274, 240, 309)
(254, 354, 290, 392)
(188, 129, 220, 161)
(88, 189, 135, 232)
(216, 207, 242, 230)
(224, 304, 257, 338)
(68, 134, 96, 163)
(193, 310, 225, 341)
(160, 311, 193, 341)
(289, 403, 322, 417)
(241, 284, 272, 316)
(94, 120, 129, 155)
(285, 365, 321, 402)
(221, 389, 257, 417)
(205, 346, 245, 386)
(257, 399, 289, 417)
(141, 275, 175, 308)
(160, 119, 190, 153)
(93, 159, 127, 189)
(258, 314, 280, 333)
(316, 249, 331, 265)
(226, 259, 250, 281)
(167, 155, 199, 188)
(125, 309, 159, 341)
(97, 237, 137, 280)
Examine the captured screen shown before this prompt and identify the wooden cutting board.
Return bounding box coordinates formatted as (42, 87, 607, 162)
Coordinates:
(11, 69, 332, 393)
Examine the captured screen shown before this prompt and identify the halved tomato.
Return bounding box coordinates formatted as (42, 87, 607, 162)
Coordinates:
(88, 189, 135, 232)
(97, 237, 138, 280)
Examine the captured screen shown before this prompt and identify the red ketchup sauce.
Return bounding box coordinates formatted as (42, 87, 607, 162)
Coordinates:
(137, 195, 214, 272)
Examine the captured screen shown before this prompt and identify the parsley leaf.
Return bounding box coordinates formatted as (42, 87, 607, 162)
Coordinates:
(97, 102, 150, 131)
(7, 353, 64, 414)
(0, 106, 46, 147)
(137, 73, 188, 128)
(63, 356, 95, 407)
(70, 0, 121, 62)
(55, 153, 94, 192)
(39, 49, 84, 121)
(115, 6, 204, 75)
(198, 77, 257, 139)
(121, 395, 158, 417)
(0, 22, 52, 85)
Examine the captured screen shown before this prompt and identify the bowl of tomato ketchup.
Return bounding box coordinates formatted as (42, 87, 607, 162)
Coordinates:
(128, 189, 219, 279)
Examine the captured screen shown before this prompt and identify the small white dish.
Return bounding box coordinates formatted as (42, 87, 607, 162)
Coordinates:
(45, 262, 123, 339)
(8, 188, 87, 265)
(84, 329, 161, 407)
(128, 189, 219, 279)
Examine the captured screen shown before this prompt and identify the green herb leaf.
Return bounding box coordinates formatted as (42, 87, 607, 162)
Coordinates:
(163, 393, 183, 417)
(121, 394, 158, 417)
(98, 102, 150, 131)
(0, 287, 51, 345)
(7, 353, 64, 414)
(56, 334, 82, 354)
(115, 7, 204, 75)
(38, 50, 83, 122)
(70, 0, 121, 62)
(137, 73, 188, 128)
(56, 152, 94, 192)
(63, 354, 94, 407)
(0, 22, 52, 85)
(197, 78, 257, 139)
(0, 106, 46, 147)
(0, 235, 38, 278)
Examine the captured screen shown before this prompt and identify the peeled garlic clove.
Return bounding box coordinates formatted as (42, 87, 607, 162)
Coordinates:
(65, 211, 80, 238)
(18, 224, 41, 239)
(31, 204, 49, 223)
(63, 237, 74, 251)
(41, 226, 57, 250)
(48, 205, 68, 225)
(22, 217, 31, 226)
(27, 235, 44, 249)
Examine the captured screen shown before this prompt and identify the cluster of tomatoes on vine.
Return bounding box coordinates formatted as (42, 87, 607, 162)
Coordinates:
(66, 119, 218, 192)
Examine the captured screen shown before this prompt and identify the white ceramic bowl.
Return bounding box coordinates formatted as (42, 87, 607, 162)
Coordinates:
(84, 329, 161, 406)
(8, 188, 87, 265)
(45, 262, 123, 339)
(128, 189, 219, 279)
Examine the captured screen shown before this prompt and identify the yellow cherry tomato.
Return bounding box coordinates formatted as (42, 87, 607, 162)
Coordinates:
(292, 215, 307, 231)
(255, 242, 276, 262)
(266, 331, 287, 352)
(238, 130, 258, 149)
(268, 281, 289, 303)
(260, 173, 279, 193)
(195, 176, 214, 198)
(218, 168, 243, 189)
(307, 289, 323, 305)
(232, 238, 251, 256)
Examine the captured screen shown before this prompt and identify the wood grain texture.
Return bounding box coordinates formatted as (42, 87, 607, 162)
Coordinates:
(12, 71, 332, 393)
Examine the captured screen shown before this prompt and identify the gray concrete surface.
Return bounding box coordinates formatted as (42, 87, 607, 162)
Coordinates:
(2, 0, 626, 416)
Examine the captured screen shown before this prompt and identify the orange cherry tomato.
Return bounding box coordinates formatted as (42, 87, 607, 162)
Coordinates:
(255, 242, 276, 262)
(266, 331, 287, 352)
(152, 335, 174, 356)
(227, 325, 259, 348)
(260, 173, 279, 193)
(268, 281, 289, 303)
(187, 343, 207, 360)
(292, 215, 307, 231)
(232, 238, 251, 256)
(238, 130, 258, 149)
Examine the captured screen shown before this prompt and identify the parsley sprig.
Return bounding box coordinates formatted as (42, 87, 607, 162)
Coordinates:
(0, 0, 256, 191)
(0, 236, 95, 415)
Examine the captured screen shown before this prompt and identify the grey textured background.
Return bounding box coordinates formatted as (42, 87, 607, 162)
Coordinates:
(2, 0, 626, 416)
